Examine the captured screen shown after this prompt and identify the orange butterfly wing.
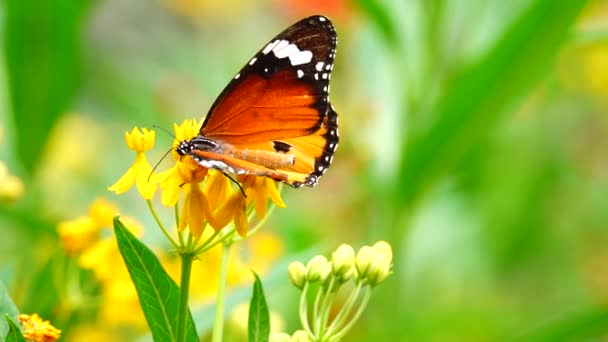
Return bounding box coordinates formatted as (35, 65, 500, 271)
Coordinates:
(191, 15, 339, 187)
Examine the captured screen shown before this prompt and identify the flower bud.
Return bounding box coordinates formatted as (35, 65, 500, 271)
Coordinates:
(291, 330, 311, 342)
(372, 241, 393, 262)
(269, 332, 291, 342)
(306, 255, 329, 282)
(288, 261, 306, 289)
(331, 244, 355, 277)
(367, 241, 393, 286)
(355, 246, 375, 281)
(319, 260, 333, 285)
(338, 266, 356, 283)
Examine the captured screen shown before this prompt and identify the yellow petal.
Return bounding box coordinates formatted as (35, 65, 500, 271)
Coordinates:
(134, 155, 156, 200)
(204, 171, 230, 210)
(234, 197, 248, 237)
(187, 185, 207, 238)
(265, 178, 286, 208)
(159, 167, 184, 207)
(108, 165, 137, 194)
(178, 186, 191, 232)
(209, 192, 240, 231)
(126, 127, 155, 152)
(246, 178, 268, 219)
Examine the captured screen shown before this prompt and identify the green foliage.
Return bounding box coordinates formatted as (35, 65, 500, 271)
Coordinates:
(113, 217, 198, 342)
(0, 283, 19, 340)
(4, 317, 25, 342)
(3, 0, 89, 173)
(248, 272, 270, 342)
(394, 0, 589, 207)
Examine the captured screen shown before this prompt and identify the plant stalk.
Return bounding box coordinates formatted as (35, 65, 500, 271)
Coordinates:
(212, 242, 232, 342)
(177, 252, 194, 342)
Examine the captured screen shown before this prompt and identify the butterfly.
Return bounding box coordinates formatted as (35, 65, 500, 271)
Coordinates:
(176, 15, 339, 188)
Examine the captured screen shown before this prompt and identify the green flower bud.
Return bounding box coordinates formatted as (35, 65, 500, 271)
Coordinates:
(355, 245, 375, 281)
(288, 261, 307, 290)
(291, 330, 311, 342)
(306, 255, 329, 282)
(332, 244, 355, 277)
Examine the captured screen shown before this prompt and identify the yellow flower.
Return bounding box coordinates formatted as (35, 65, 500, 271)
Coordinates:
(57, 198, 142, 255)
(18, 313, 61, 342)
(108, 127, 157, 199)
(112, 119, 288, 240)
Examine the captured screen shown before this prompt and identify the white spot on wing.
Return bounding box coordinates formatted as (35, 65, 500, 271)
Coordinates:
(319, 17, 326, 22)
(249, 57, 257, 65)
(316, 62, 324, 71)
(289, 51, 313, 66)
(272, 40, 313, 66)
(297, 70, 304, 78)
(274, 43, 299, 58)
(273, 40, 290, 53)
(322, 73, 328, 79)
(263, 40, 280, 54)
(234, 73, 240, 79)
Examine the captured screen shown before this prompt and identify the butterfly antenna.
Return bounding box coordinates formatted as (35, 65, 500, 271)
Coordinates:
(222, 172, 247, 198)
(152, 124, 180, 143)
(148, 147, 175, 182)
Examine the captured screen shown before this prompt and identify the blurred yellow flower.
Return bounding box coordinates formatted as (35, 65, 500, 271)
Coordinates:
(108, 127, 157, 199)
(59, 199, 147, 331)
(0, 161, 24, 202)
(18, 313, 61, 342)
(163, 229, 285, 301)
(57, 198, 142, 255)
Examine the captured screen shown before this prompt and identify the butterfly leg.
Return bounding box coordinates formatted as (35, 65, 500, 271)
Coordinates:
(222, 172, 247, 198)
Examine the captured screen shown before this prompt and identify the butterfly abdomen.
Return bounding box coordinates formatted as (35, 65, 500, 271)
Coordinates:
(230, 149, 296, 169)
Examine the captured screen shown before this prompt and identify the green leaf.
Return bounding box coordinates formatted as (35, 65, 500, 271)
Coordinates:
(353, 0, 400, 52)
(4, 316, 25, 342)
(248, 272, 270, 342)
(113, 217, 197, 342)
(3, 0, 89, 173)
(0, 282, 19, 341)
(394, 0, 589, 207)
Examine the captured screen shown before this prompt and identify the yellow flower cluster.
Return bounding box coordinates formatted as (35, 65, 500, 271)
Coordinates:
(108, 121, 285, 238)
(57, 199, 147, 330)
(18, 313, 61, 342)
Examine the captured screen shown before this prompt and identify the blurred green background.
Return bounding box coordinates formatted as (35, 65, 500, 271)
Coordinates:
(2, 0, 608, 340)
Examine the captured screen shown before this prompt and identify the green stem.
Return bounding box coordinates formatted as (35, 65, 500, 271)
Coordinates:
(191, 229, 223, 255)
(299, 282, 314, 339)
(330, 287, 372, 342)
(318, 277, 338, 339)
(147, 200, 179, 249)
(312, 281, 325, 335)
(176, 252, 194, 342)
(325, 282, 363, 336)
(212, 242, 232, 342)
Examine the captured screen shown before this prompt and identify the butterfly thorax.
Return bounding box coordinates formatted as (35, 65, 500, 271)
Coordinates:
(176, 136, 221, 156)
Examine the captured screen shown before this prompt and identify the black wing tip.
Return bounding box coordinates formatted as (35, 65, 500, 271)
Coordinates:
(304, 104, 339, 188)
